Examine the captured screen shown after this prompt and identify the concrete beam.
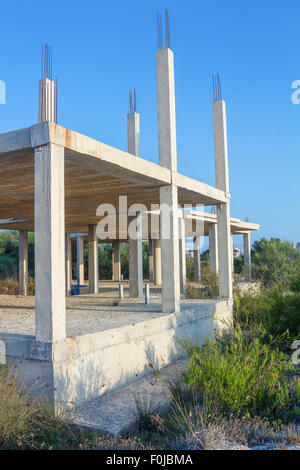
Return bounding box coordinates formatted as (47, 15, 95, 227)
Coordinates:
(35, 143, 66, 342)
(209, 223, 218, 273)
(19, 230, 28, 296)
(88, 225, 99, 294)
(112, 240, 121, 282)
(243, 232, 252, 280)
(160, 185, 180, 313)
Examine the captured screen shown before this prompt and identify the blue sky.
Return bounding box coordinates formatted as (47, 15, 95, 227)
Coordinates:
(0, 0, 299, 249)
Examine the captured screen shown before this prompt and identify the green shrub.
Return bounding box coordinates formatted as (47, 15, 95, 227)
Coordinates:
(234, 289, 300, 343)
(180, 326, 300, 423)
(185, 267, 219, 299)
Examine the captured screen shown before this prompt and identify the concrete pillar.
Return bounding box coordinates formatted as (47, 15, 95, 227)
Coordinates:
(209, 223, 218, 273)
(112, 240, 121, 282)
(231, 234, 234, 274)
(65, 233, 72, 296)
(88, 225, 99, 294)
(38, 78, 55, 123)
(128, 213, 143, 298)
(156, 48, 177, 171)
(127, 112, 140, 156)
(193, 236, 201, 282)
(19, 231, 28, 296)
(149, 239, 154, 283)
(243, 232, 252, 280)
(154, 239, 162, 285)
(213, 99, 232, 299)
(178, 217, 186, 294)
(76, 236, 84, 285)
(34, 143, 66, 342)
(160, 185, 180, 313)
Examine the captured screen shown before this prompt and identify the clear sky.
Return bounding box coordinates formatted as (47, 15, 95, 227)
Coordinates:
(0, 0, 299, 249)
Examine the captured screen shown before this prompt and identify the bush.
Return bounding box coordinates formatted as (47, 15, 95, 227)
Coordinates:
(185, 267, 219, 299)
(252, 238, 300, 289)
(181, 326, 300, 423)
(234, 289, 300, 343)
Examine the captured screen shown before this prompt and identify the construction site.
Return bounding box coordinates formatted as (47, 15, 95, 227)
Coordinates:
(0, 12, 259, 412)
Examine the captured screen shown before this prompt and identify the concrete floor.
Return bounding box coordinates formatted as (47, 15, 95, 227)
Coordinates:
(0, 281, 170, 337)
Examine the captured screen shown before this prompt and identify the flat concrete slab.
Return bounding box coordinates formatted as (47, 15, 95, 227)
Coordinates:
(65, 359, 186, 436)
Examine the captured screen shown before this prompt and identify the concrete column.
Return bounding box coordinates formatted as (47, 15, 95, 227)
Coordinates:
(149, 239, 154, 283)
(76, 236, 84, 285)
(243, 232, 252, 280)
(156, 48, 177, 171)
(19, 231, 28, 296)
(128, 213, 143, 298)
(112, 240, 121, 282)
(154, 239, 161, 285)
(213, 99, 232, 299)
(34, 143, 66, 342)
(231, 234, 234, 274)
(209, 223, 218, 273)
(127, 112, 140, 156)
(193, 236, 201, 282)
(65, 233, 72, 296)
(178, 217, 186, 295)
(38, 78, 55, 123)
(160, 185, 180, 313)
(88, 225, 99, 294)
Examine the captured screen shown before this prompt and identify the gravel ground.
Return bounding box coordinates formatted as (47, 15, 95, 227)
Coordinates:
(0, 283, 168, 337)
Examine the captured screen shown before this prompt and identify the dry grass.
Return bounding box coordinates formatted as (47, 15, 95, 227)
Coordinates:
(0, 278, 19, 295)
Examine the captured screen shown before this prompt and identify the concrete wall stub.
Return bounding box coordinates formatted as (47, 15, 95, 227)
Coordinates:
(209, 223, 218, 273)
(34, 143, 66, 342)
(19, 230, 28, 296)
(243, 232, 252, 280)
(160, 185, 180, 313)
(112, 240, 121, 282)
(88, 225, 99, 294)
(156, 48, 177, 171)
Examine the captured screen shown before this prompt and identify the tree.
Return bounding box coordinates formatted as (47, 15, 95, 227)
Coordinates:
(252, 238, 300, 289)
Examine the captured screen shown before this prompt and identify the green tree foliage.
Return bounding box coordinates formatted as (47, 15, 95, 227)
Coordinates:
(252, 238, 300, 289)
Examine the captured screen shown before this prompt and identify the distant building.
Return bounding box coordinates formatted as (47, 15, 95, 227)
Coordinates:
(233, 247, 242, 258)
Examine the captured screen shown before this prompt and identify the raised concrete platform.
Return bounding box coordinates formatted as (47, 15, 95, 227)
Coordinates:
(0, 290, 232, 412)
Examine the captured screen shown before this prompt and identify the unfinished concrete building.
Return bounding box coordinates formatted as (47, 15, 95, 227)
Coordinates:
(0, 17, 259, 411)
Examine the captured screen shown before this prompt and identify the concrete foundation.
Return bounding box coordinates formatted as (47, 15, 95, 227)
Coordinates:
(1, 298, 232, 411)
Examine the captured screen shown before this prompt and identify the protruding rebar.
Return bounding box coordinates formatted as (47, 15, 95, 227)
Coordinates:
(165, 9, 170, 49)
(134, 88, 136, 113)
(129, 89, 133, 113)
(212, 73, 222, 101)
(157, 11, 163, 49)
